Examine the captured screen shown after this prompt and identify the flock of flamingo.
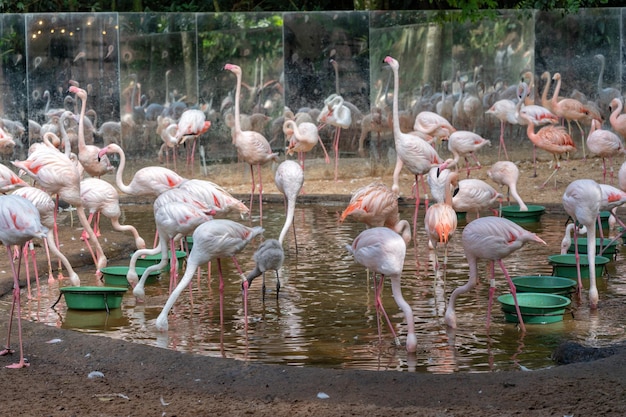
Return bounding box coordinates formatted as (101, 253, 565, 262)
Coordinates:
(2, 52, 626, 368)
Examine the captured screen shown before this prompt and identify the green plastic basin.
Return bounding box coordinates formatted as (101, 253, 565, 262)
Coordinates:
(135, 250, 187, 269)
(60, 286, 128, 310)
(512, 275, 577, 296)
(567, 237, 618, 258)
(547, 254, 610, 279)
(497, 292, 571, 324)
(500, 205, 545, 224)
(101, 266, 160, 287)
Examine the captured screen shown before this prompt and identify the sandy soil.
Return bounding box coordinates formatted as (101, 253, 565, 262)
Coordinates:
(2, 154, 626, 416)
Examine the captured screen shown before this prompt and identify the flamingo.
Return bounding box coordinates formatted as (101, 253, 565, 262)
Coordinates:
(560, 223, 587, 255)
(175, 108, 211, 168)
(246, 160, 304, 299)
(609, 97, 626, 140)
(487, 161, 528, 211)
(155, 219, 264, 331)
(12, 146, 108, 275)
(586, 119, 626, 183)
(224, 63, 279, 220)
(551, 72, 596, 158)
(485, 97, 517, 160)
(519, 107, 576, 188)
(0, 164, 28, 193)
(68, 85, 113, 178)
(594, 54, 621, 121)
(339, 182, 410, 241)
(444, 216, 546, 333)
(384, 56, 443, 239)
(12, 186, 81, 286)
(440, 130, 491, 177)
(0, 195, 48, 368)
(562, 179, 602, 308)
(317, 93, 352, 181)
(178, 178, 249, 218)
(413, 110, 455, 144)
(345, 226, 417, 353)
(451, 178, 503, 218)
(97, 143, 185, 197)
(283, 119, 330, 171)
(424, 170, 458, 281)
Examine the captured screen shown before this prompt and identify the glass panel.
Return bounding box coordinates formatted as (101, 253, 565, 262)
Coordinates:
(0, 14, 27, 157)
(118, 13, 197, 156)
(197, 12, 284, 162)
(26, 13, 119, 151)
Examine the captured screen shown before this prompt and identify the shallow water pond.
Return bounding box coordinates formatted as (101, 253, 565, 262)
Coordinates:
(15, 203, 626, 374)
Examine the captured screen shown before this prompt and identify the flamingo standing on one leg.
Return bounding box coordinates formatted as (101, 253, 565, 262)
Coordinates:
(562, 179, 602, 308)
(385, 56, 443, 239)
(345, 226, 417, 352)
(246, 160, 304, 299)
(586, 119, 626, 184)
(318, 94, 351, 181)
(0, 195, 48, 368)
(487, 161, 528, 211)
(444, 216, 546, 333)
(225, 63, 279, 220)
(155, 219, 264, 331)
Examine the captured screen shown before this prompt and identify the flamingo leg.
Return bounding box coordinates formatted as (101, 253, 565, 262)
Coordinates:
(374, 274, 400, 347)
(1, 245, 29, 368)
(499, 259, 526, 333)
(333, 126, 341, 181)
(498, 120, 509, 160)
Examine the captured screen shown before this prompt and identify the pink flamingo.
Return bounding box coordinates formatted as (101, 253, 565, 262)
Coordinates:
(413, 110, 455, 144)
(0, 164, 28, 193)
(345, 226, 417, 352)
(0, 195, 48, 368)
(609, 97, 626, 140)
(12, 186, 81, 287)
(424, 170, 458, 282)
(175, 108, 211, 168)
(586, 119, 626, 183)
(131, 192, 215, 301)
(487, 161, 528, 211)
(519, 107, 576, 188)
(451, 178, 503, 218)
(563, 179, 602, 308)
(444, 216, 546, 333)
(246, 160, 304, 299)
(283, 119, 330, 171)
(485, 97, 517, 160)
(385, 56, 443, 238)
(12, 146, 107, 275)
(178, 178, 249, 218)
(340, 182, 410, 241)
(225, 63, 279, 220)
(317, 93, 352, 181)
(155, 219, 264, 331)
(97, 143, 185, 197)
(440, 130, 491, 177)
(68, 85, 113, 178)
(551, 72, 596, 158)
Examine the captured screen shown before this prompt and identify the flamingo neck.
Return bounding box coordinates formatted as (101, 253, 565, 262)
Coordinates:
(78, 95, 87, 152)
(390, 65, 402, 140)
(233, 71, 242, 136)
(112, 146, 130, 194)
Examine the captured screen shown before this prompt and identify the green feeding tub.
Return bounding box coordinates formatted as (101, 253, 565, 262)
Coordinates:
(578, 211, 611, 231)
(456, 212, 467, 221)
(512, 275, 577, 296)
(567, 237, 619, 259)
(101, 266, 160, 287)
(135, 250, 187, 269)
(500, 205, 545, 224)
(58, 286, 128, 311)
(497, 293, 571, 324)
(62, 308, 129, 330)
(547, 254, 610, 279)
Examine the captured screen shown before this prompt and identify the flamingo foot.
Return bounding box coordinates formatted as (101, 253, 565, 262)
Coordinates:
(6, 360, 29, 369)
(0, 347, 14, 356)
(48, 274, 55, 285)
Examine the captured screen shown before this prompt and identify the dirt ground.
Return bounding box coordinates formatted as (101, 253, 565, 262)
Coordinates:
(2, 153, 626, 417)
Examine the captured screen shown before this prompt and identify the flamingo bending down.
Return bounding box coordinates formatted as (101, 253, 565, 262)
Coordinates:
(444, 216, 546, 333)
(225, 63, 279, 220)
(345, 226, 417, 352)
(562, 179, 602, 308)
(283, 119, 330, 171)
(586, 119, 626, 183)
(0, 195, 48, 368)
(487, 161, 528, 211)
(155, 219, 264, 331)
(440, 130, 491, 177)
(246, 160, 304, 299)
(317, 93, 352, 181)
(451, 178, 503, 218)
(385, 56, 443, 239)
(519, 108, 576, 189)
(560, 223, 587, 255)
(97, 143, 186, 197)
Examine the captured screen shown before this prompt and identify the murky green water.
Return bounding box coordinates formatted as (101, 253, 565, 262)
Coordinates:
(13, 203, 626, 374)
